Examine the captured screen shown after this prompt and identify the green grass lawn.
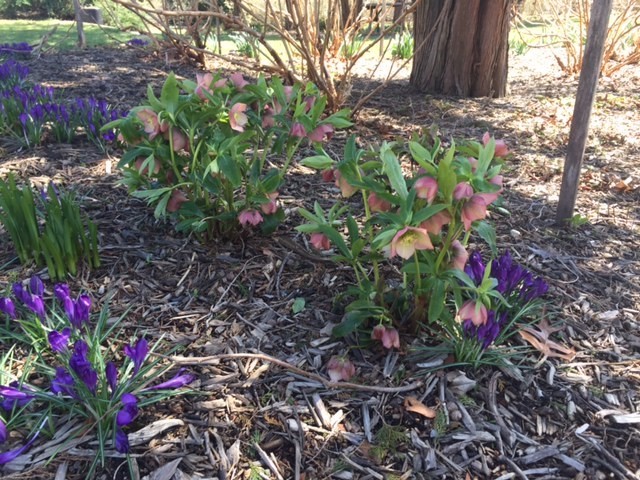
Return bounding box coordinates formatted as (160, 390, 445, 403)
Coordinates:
(0, 19, 137, 50)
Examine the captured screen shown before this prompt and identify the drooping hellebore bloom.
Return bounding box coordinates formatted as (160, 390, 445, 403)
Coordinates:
(290, 122, 306, 138)
(229, 103, 248, 132)
(450, 240, 469, 271)
(0, 298, 15, 319)
(167, 190, 188, 213)
(482, 132, 509, 158)
(371, 325, 400, 350)
(194, 72, 213, 99)
(134, 157, 161, 176)
(48, 328, 71, 353)
(69, 341, 98, 393)
(164, 128, 189, 152)
(310, 233, 330, 251)
(420, 211, 451, 236)
(414, 176, 438, 204)
(326, 356, 356, 382)
(476, 175, 504, 207)
(238, 209, 263, 227)
(334, 170, 357, 198)
(144, 369, 195, 390)
(458, 300, 488, 327)
(124, 338, 148, 376)
(307, 124, 334, 142)
(260, 192, 279, 215)
(136, 108, 162, 140)
(321, 169, 335, 183)
(229, 72, 249, 90)
(453, 182, 474, 201)
(461, 195, 488, 231)
(116, 393, 139, 427)
(390, 226, 433, 260)
(367, 192, 391, 213)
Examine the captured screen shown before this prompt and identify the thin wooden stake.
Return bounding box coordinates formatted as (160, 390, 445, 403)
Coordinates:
(556, 0, 613, 224)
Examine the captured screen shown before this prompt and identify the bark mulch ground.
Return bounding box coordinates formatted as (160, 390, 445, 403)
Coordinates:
(0, 45, 639, 479)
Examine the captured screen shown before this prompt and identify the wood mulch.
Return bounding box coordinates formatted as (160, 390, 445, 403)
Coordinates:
(0, 45, 639, 479)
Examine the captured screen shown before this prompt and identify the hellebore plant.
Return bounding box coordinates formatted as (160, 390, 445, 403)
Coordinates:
(0, 277, 195, 473)
(0, 175, 100, 280)
(105, 71, 351, 240)
(297, 131, 544, 364)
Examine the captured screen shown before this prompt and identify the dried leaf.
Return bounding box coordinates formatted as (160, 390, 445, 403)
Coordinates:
(519, 319, 576, 361)
(403, 396, 437, 419)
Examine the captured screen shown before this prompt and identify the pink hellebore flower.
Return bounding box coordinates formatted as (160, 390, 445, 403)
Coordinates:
(420, 211, 451, 236)
(262, 105, 275, 129)
(290, 122, 306, 138)
(326, 356, 356, 382)
(453, 182, 474, 201)
(458, 300, 488, 327)
(367, 192, 391, 213)
(229, 103, 248, 132)
(334, 170, 357, 198)
(467, 157, 478, 172)
(371, 325, 400, 350)
(238, 209, 263, 227)
(303, 96, 315, 113)
(283, 86, 294, 102)
(134, 157, 160, 176)
(136, 108, 162, 140)
(167, 190, 188, 213)
(230, 72, 249, 90)
(260, 192, 279, 215)
(164, 128, 189, 152)
(390, 226, 433, 260)
(414, 176, 438, 204)
(450, 240, 469, 271)
(476, 174, 504, 206)
(321, 169, 336, 183)
(310, 233, 330, 250)
(482, 132, 509, 157)
(308, 124, 334, 142)
(195, 72, 213, 99)
(213, 78, 227, 89)
(461, 195, 488, 231)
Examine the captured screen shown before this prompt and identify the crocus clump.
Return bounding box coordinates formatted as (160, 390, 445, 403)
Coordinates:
(0, 276, 196, 462)
(460, 251, 548, 349)
(0, 42, 32, 59)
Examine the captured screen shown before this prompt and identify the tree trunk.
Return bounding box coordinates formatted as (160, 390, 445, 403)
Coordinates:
(410, 0, 511, 97)
(73, 0, 86, 48)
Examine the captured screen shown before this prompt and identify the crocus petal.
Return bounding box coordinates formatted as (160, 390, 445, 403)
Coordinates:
(144, 369, 195, 391)
(106, 362, 118, 394)
(54, 284, 70, 303)
(116, 393, 138, 427)
(29, 275, 44, 296)
(0, 419, 6, 444)
(74, 295, 91, 325)
(26, 295, 46, 319)
(114, 428, 130, 453)
(48, 328, 71, 353)
(0, 298, 16, 319)
(124, 338, 148, 376)
(0, 422, 42, 465)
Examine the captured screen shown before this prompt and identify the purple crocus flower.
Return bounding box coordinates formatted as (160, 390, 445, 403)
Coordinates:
(24, 295, 46, 319)
(0, 384, 35, 411)
(29, 276, 44, 296)
(116, 393, 138, 427)
(465, 251, 486, 286)
(63, 294, 92, 329)
(114, 428, 130, 453)
(106, 362, 118, 394)
(69, 341, 98, 394)
(12, 283, 30, 304)
(51, 367, 76, 398)
(54, 283, 70, 303)
(124, 338, 148, 375)
(48, 328, 72, 353)
(0, 419, 6, 444)
(0, 298, 16, 319)
(145, 369, 195, 391)
(0, 423, 42, 465)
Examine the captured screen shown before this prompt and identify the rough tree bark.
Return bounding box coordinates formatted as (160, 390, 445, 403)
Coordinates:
(410, 0, 512, 97)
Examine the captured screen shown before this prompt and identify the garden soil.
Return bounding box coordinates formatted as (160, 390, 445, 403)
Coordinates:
(1, 45, 639, 479)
